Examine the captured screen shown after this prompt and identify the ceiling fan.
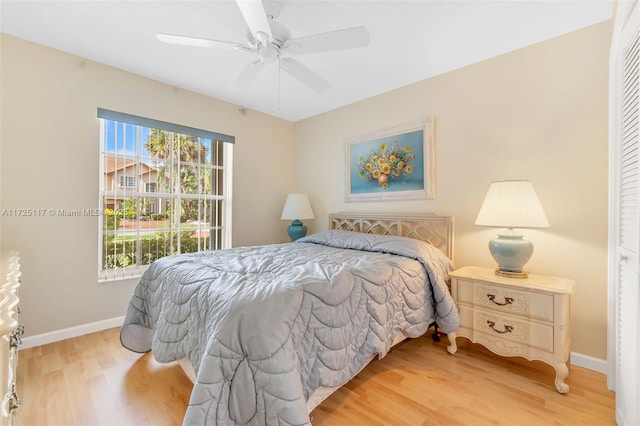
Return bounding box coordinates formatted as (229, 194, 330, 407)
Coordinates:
(156, 0, 370, 93)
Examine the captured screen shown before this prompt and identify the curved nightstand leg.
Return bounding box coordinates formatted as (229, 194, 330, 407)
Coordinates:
(446, 331, 457, 355)
(554, 362, 570, 394)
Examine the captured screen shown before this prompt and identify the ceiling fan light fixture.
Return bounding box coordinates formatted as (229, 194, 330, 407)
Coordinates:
(259, 44, 279, 62)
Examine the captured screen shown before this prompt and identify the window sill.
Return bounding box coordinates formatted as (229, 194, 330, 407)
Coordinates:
(98, 266, 148, 283)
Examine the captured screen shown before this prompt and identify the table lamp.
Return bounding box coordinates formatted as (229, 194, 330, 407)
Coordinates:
(475, 180, 549, 278)
(280, 193, 315, 241)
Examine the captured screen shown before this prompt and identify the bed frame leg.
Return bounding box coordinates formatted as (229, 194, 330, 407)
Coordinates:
(429, 321, 441, 341)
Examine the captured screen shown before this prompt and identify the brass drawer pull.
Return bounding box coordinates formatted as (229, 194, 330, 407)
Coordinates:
(8, 383, 20, 412)
(486, 320, 513, 334)
(2, 383, 21, 415)
(9, 325, 24, 349)
(487, 294, 514, 306)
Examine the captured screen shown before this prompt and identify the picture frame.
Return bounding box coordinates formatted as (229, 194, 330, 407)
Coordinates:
(345, 117, 436, 202)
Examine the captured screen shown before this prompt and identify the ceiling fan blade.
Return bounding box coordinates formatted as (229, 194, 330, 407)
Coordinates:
(157, 33, 241, 50)
(280, 58, 330, 92)
(230, 59, 265, 89)
(235, 0, 273, 44)
(283, 26, 370, 56)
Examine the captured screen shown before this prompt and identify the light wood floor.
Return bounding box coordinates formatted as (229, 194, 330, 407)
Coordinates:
(15, 327, 615, 426)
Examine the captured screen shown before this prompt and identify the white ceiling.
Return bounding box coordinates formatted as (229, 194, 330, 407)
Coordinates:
(0, 0, 613, 122)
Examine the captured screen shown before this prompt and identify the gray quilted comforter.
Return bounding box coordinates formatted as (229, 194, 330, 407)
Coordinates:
(120, 230, 459, 425)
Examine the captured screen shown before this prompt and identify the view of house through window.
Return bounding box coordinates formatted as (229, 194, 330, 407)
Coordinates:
(98, 109, 233, 281)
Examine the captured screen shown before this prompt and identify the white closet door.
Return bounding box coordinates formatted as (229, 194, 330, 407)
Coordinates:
(609, 1, 640, 425)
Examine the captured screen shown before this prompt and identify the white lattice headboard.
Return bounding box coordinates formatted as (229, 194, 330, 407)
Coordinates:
(329, 212, 454, 260)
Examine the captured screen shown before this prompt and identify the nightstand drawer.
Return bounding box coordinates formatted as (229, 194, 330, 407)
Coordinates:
(459, 305, 554, 353)
(457, 279, 554, 322)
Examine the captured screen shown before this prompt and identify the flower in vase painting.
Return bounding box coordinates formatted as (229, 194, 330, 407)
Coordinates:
(356, 141, 415, 188)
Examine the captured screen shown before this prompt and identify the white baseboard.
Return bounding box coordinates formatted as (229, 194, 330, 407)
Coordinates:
(20, 316, 125, 350)
(571, 351, 608, 374)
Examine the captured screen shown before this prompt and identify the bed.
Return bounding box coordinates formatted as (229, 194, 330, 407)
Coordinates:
(120, 212, 459, 425)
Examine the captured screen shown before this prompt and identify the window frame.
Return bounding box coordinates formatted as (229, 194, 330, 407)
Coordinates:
(97, 109, 234, 283)
(119, 175, 136, 189)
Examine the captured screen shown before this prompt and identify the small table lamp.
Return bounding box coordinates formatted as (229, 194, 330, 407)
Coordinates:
(475, 180, 549, 278)
(280, 193, 315, 241)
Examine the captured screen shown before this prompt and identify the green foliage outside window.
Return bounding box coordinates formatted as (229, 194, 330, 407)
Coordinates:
(102, 230, 216, 269)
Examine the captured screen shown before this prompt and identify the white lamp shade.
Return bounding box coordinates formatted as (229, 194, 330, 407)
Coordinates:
(280, 193, 315, 220)
(475, 180, 549, 228)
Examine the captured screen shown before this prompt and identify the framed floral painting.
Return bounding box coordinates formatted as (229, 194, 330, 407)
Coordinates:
(345, 118, 435, 202)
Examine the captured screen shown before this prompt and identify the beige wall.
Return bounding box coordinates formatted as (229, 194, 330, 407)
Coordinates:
(295, 21, 612, 360)
(0, 34, 295, 336)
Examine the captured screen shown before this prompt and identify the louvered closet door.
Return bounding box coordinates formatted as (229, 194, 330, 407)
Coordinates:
(610, 1, 640, 425)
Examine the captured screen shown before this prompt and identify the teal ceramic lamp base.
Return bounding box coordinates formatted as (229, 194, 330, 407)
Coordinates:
(287, 220, 308, 241)
(488, 229, 533, 278)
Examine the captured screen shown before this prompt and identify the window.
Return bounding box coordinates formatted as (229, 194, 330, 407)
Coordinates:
(98, 108, 234, 282)
(120, 175, 136, 188)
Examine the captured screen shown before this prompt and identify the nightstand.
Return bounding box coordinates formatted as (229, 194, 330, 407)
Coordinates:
(447, 266, 574, 393)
